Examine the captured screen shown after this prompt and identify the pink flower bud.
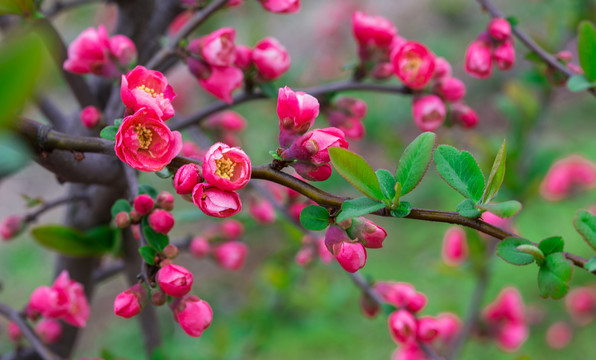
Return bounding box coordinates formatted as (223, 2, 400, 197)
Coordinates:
(391, 343, 427, 360)
(450, 102, 479, 128)
(190, 236, 211, 258)
(157, 191, 175, 211)
(546, 321, 572, 349)
(324, 225, 350, 256)
(374, 281, 427, 313)
(326, 97, 367, 140)
(412, 95, 446, 132)
(235, 45, 253, 70)
(292, 162, 333, 182)
(493, 39, 515, 71)
(63, 25, 119, 77)
(433, 57, 452, 79)
(80, 106, 102, 128)
(496, 322, 528, 352)
(192, 183, 242, 218)
(483, 287, 528, 351)
(148, 209, 175, 234)
(0, 215, 23, 241)
(163, 244, 179, 259)
(488, 18, 512, 42)
(540, 155, 596, 201)
(557, 50, 573, 63)
(174, 164, 202, 195)
(441, 226, 468, 266)
(335, 241, 367, 273)
(151, 289, 167, 306)
(388, 310, 417, 344)
(205, 111, 247, 132)
(352, 11, 397, 48)
(465, 36, 493, 79)
(252, 37, 291, 81)
(157, 264, 193, 297)
(130, 210, 142, 223)
(284, 127, 348, 165)
(190, 27, 236, 67)
(417, 316, 440, 343)
(434, 77, 466, 103)
(196, 65, 244, 104)
(131, 224, 141, 240)
(249, 198, 276, 224)
(8, 322, 22, 343)
(168, 11, 192, 36)
(316, 235, 334, 264)
(203, 142, 251, 191)
(348, 217, 387, 249)
(392, 41, 436, 89)
(294, 246, 315, 267)
(133, 194, 154, 216)
(114, 284, 146, 318)
(435, 312, 461, 343)
(289, 202, 307, 222)
(277, 86, 320, 146)
(171, 295, 213, 337)
(359, 293, 380, 318)
(213, 241, 248, 271)
(259, 0, 300, 14)
(109, 35, 137, 67)
(115, 212, 131, 228)
(120, 66, 176, 120)
(181, 141, 205, 160)
(220, 219, 244, 239)
(565, 286, 596, 325)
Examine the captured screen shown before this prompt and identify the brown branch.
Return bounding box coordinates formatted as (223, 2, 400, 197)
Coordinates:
(23, 195, 89, 223)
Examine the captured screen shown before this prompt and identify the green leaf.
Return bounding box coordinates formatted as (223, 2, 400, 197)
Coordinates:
(391, 201, 412, 218)
(538, 253, 573, 299)
(476, 200, 522, 218)
(538, 236, 564, 256)
(99, 126, 118, 141)
(578, 21, 596, 81)
(328, 147, 384, 200)
(433, 145, 485, 202)
(336, 197, 386, 223)
(0, 0, 35, 15)
(573, 210, 596, 251)
(139, 245, 157, 265)
(155, 168, 171, 179)
(113, 118, 123, 128)
(376, 169, 397, 201)
(259, 82, 278, 98)
(524, 52, 543, 64)
(584, 256, 596, 272)
(141, 217, 168, 251)
(516, 244, 545, 265)
(481, 140, 506, 204)
(138, 184, 158, 199)
(31, 225, 114, 257)
(457, 199, 482, 218)
(0, 132, 31, 176)
(269, 150, 283, 161)
(395, 132, 436, 195)
(496, 237, 535, 265)
(566, 74, 596, 92)
(506, 16, 518, 27)
(111, 199, 131, 218)
(299, 204, 330, 231)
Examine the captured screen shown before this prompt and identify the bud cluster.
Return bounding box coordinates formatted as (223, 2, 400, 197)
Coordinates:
(465, 18, 516, 79)
(115, 191, 176, 235)
(189, 219, 248, 271)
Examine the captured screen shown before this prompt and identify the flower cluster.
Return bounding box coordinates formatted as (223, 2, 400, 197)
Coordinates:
(540, 155, 596, 201)
(187, 27, 290, 103)
(115, 191, 176, 235)
(481, 287, 528, 352)
(63, 25, 136, 78)
(323, 97, 368, 140)
(294, 233, 333, 267)
(189, 219, 249, 271)
(465, 18, 515, 79)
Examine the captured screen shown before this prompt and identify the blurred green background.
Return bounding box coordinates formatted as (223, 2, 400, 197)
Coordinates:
(2, 0, 596, 359)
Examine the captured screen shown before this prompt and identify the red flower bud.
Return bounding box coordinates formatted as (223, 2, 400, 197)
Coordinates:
(488, 18, 512, 42)
(148, 209, 175, 234)
(213, 241, 248, 271)
(157, 264, 193, 297)
(412, 95, 446, 132)
(115, 212, 131, 228)
(80, 106, 102, 128)
(171, 295, 213, 337)
(114, 284, 146, 318)
(387, 310, 417, 344)
(190, 237, 211, 258)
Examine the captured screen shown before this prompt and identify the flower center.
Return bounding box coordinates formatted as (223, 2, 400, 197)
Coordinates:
(135, 124, 153, 150)
(215, 157, 235, 180)
(136, 84, 164, 98)
(403, 54, 422, 80)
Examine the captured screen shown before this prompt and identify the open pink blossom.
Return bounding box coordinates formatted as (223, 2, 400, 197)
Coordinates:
(252, 37, 291, 81)
(189, 27, 237, 67)
(121, 66, 176, 120)
(277, 86, 320, 146)
(202, 142, 251, 191)
(412, 95, 446, 132)
(213, 241, 248, 271)
(157, 264, 193, 297)
(283, 127, 348, 165)
(465, 34, 493, 79)
(441, 226, 468, 266)
(352, 11, 397, 49)
(115, 107, 182, 172)
(259, 0, 300, 14)
(63, 25, 118, 77)
(172, 295, 213, 337)
(192, 183, 242, 218)
(392, 41, 435, 89)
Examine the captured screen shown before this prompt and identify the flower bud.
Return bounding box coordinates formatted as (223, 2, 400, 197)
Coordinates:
(115, 212, 131, 228)
(190, 237, 211, 258)
(213, 241, 248, 271)
(277, 86, 320, 146)
(148, 209, 175, 235)
(190, 27, 236, 67)
(196, 64, 244, 104)
(133, 194, 154, 216)
(483, 287, 528, 351)
(157, 191, 175, 211)
(493, 39, 515, 71)
(433, 77, 466, 103)
(540, 155, 596, 201)
(0, 215, 23, 241)
(204, 110, 247, 132)
(436, 312, 461, 343)
(335, 241, 367, 273)
(220, 219, 244, 239)
(545, 321, 573, 349)
(171, 295, 213, 337)
(450, 102, 479, 128)
(157, 264, 193, 297)
(465, 35, 493, 79)
(80, 106, 102, 128)
(324, 225, 349, 256)
(387, 310, 417, 344)
(174, 164, 202, 195)
(131, 224, 141, 240)
(294, 246, 315, 267)
(8, 322, 22, 343)
(412, 95, 446, 132)
(325, 97, 367, 140)
(283, 127, 348, 165)
(416, 316, 440, 343)
(348, 217, 387, 249)
(163, 244, 179, 259)
(252, 37, 291, 81)
(360, 293, 380, 318)
(203, 142, 251, 191)
(130, 210, 142, 223)
(292, 162, 333, 182)
(235, 44, 253, 70)
(114, 284, 147, 318)
(392, 41, 436, 89)
(488, 18, 512, 42)
(351, 11, 397, 49)
(249, 198, 276, 224)
(441, 226, 468, 266)
(109, 35, 137, 67)
(565, 286, 596, 325)
(151, 289, 167, 306)
(373, 281, 427, 313)
(289, 202, 307, 222)
(433, 57, 452, 79)
(192, 183, 242, 218)
(259, 0, 300, 14)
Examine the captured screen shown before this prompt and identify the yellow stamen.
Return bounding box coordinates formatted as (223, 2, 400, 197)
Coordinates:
(136, 84, 164, 98)
(215, 157, 235, 180)
(135, 124, 153, 150)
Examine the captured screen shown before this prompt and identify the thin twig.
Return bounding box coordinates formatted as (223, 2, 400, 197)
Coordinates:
(23, 195, 89, 223)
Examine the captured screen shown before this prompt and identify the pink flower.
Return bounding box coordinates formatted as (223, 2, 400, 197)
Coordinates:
(189, 27, 236, 67)
(392, 42, 436, 89)
(181, 141, 205, 160)
(113, 284, 146, 318)
(202, 142, 251, 191)
(435, 312, 461, 343)
(483, 287, 528, 352)
(120, 66, 176, 120)
(335, 241, 367, 273)
(545, 321, 573, 349)
(295, 246, 315, 267)
(205, 111, 247, 132)
(348, 217, 387, 249)
(168, 11, 192, 36)
(80, 106, 102, 128)
(434, 77, 466, 103)
(252, 37, 291, 81)
(174, 164, 202, 195)
(220, 219, 244, 239)
(0, 215, 23, 241)
(493, 39, 515, 71)
(412, 95, 446, 132)
(172, 295, 213, 337)
(249, 198, 276, 224)
(433, 57, 452, 79)
(565, 286, 596, 325)
(259, 0, 299, 14)
(214, 240, 248, 271)
(316, 235, 334, 264)
(190, 237, 211, 258)
(192, 183, 242, 217)
(157, 264, 193, 297)
(540, 155, 596, 201)
(465, 35, 493, 79)
(115, 212, 131, 228)
(441, 226, 468, 266)
(292, 162, 333, 181)
(284, 127, 348, 165)
(157, 191, 175, 211)
(63, 25, 118, 77)
(488, 18, 512, 42)
(148, 209, 175, 234)
(277, 86, 320, 146)
(109, 35, 137, 67)
(416, 316, 440, 343)
(374, 281, 427, 313)
(234, 45, 253, 70)
(195, 64, 244, 104)
(391, 343, 428, 360)
(387, 310, 417, 344)
(450, 102, 479, 128)
(114, 107, 183, 172)
(133, 194, 154, 215)
(8, 322, 21, 343)
(324, 225, 350, 256)
(326, 97, 367, 140)
(352, 11, 397, 48)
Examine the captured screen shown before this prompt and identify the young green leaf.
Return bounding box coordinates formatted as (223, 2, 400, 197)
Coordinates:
(138, 184, 159, 199)
(299, 205, 330, 231)
(566, 74, 596, 92)
(328, 147, 384, 200)
(481, 140, 506, 204)
(584, 256, 596, 272)
(457, 199, 482, 218)
(376, 169, 397, 201)
(100, 126, 118, 141)
(391, 201, 412, 218)
(259, 82, 278, 98)
(139, 245, 157, 265)
(31, 225, 114, 257)
(538, 236, 564, 256)
(141, 217, 168, 251)
(433, 145, 485, 202)
(496, 237, 536, 265)
(578, 21, 596, 81)
(476, 200, 522, 218)
(113, 118, 123, 128)
(573, 210, 596, 251)
(111, 199, 131, 218)
(395, 132, 436, 195)
(336, 197, 386, 223)
(538, 253, 573, 299)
